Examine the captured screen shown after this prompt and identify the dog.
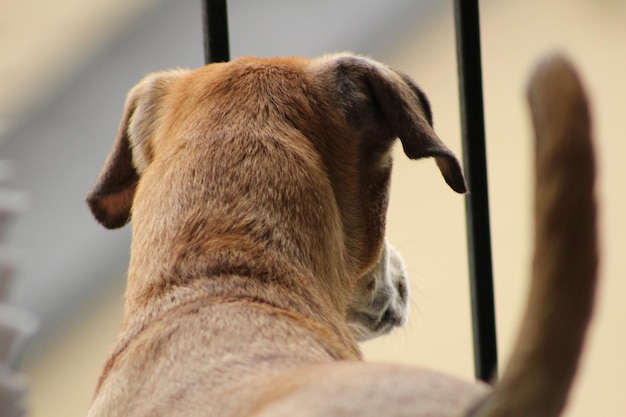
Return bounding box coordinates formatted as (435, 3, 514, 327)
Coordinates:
(86, 52, 597, 416)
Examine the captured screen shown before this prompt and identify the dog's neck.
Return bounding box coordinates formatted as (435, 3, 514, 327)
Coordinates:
(122, 127, 361, 355)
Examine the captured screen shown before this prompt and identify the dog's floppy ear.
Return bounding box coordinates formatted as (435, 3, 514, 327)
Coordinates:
(86, 70, 184, 229)
(330, 55, 467, 193)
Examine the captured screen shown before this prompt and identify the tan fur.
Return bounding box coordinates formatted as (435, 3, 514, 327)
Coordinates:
(86, 53, 597, 417)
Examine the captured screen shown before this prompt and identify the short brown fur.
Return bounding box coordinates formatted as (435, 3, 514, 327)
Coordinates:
(86, 53, 597, 417)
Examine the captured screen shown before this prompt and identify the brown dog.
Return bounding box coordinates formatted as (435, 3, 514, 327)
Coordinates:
(86, 52, 597, 417)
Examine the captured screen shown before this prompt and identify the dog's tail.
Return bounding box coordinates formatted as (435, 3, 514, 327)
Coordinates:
(470, 54, 599, 417)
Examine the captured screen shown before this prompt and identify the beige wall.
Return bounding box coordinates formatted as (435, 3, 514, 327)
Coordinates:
(24, 0, 625, 416)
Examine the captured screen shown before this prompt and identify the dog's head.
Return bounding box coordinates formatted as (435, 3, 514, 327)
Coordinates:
(87, 53, 465, 319)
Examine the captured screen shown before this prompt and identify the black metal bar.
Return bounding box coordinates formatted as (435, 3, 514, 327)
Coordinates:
(453, 0, 498, 383)
(202, 0, 230, 64)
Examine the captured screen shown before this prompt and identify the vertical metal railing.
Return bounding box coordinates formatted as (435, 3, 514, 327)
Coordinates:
(453, 0, 498, 383)
(202, 0, 230, 64)
(201, 0, 498, 384)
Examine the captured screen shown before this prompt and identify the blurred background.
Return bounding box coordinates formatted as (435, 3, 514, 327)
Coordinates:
(1, 0, 624, 416)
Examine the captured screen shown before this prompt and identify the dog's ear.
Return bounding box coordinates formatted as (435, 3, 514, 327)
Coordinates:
(328, 55, 467, 193)
(86, 70, 184, 229)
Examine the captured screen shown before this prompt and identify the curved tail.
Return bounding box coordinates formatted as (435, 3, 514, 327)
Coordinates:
(472, 54, 599, 417)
